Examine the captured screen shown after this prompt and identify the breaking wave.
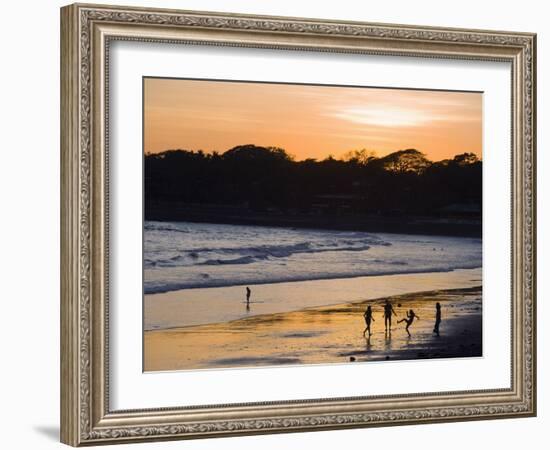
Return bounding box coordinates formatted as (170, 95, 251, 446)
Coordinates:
(144, 221, 482, 294)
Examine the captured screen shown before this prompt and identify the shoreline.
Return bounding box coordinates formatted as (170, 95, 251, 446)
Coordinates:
(144, 265, 481, 295)
(144, 286, 482, 372)
(144, 267, 482, 331)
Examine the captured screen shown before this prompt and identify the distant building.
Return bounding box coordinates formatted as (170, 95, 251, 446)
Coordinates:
(311, 194, 364, 214)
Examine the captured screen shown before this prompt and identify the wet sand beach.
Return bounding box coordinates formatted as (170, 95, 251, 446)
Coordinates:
(144, 286, 482, 372)
(144, 268, 481, 330)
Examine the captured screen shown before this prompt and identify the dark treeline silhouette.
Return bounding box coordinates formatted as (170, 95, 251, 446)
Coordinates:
(145, 145, 482, 236)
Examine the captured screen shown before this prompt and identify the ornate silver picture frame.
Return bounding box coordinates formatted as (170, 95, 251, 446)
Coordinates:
(60, 3, 536, 446)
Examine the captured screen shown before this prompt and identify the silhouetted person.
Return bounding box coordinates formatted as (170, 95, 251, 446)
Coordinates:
(363, 305, 375, 337)
(433, 302, 442, 336)
(398, 309, 420, 336)
(383, 299, 397, 331)
(245, 286, 251, 306)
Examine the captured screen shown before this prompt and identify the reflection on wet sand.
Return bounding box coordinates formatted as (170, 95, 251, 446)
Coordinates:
(144, 286, 482, 372)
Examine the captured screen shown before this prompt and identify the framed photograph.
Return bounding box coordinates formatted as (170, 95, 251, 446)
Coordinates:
(60, 3, 536, 446)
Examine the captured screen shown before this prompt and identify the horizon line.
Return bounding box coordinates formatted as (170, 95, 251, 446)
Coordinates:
(144, 145, 482, 163)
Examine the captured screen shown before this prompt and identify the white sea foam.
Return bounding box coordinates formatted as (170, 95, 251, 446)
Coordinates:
(144, 221, 482, 295)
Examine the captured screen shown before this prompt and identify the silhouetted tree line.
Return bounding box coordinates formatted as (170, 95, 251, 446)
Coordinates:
(144, 145, 481, 218)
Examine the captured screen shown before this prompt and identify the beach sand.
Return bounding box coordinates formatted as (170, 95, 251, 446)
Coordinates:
(144, 286, 482, 372)
(144, 268, 482, 330)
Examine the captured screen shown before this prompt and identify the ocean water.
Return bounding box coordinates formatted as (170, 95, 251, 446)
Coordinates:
(144, 221, 482, 295)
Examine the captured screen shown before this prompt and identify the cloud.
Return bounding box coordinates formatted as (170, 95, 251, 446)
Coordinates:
(331, 106, 436, 128)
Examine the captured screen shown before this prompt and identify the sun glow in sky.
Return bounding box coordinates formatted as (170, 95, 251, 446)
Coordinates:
(144, 78, 482, 161)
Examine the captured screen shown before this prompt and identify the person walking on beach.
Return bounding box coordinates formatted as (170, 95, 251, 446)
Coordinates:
(398, 309, 420, 336)
(433, 302, 442, 336)
(383, 299, 397, 331)
(245, 287, 251, 307)
(363, 305, 375, 337)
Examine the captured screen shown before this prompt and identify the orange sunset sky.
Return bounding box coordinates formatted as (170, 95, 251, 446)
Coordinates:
(144, 78, 482, 162)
